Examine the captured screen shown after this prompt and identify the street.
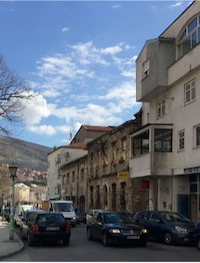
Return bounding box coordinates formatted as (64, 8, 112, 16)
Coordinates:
(2, 223, 200, 262)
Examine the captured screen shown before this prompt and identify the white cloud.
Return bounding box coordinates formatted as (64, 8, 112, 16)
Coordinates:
(168, 2, 183, 9)
(62, 27, 69, 33)
(21, 93, 51, 125)
(29, 125, 56, 135)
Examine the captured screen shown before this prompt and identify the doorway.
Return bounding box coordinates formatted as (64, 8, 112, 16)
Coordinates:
(177, 194, 189, 218)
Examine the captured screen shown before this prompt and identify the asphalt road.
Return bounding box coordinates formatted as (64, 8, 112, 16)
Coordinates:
(2, 223, 200, 262)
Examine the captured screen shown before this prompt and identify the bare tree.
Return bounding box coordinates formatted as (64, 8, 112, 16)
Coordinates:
(0, 55, 36, 136)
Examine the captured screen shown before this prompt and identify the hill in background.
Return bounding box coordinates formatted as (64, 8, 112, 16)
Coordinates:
(0, 136, 52, 171)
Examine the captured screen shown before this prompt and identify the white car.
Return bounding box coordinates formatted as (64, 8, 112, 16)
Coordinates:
(86, 209, 103, 225)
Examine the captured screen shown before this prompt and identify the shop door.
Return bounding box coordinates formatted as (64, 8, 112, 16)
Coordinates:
(177, 194, 189, 218)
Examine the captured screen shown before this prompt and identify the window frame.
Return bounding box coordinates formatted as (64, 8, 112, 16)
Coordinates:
(194, 124, 200, 148)
(156, 98, 166, 119)
(178, 130, 185, 151)
(177, 14, 200, 58)
(184, 79, 196, 105)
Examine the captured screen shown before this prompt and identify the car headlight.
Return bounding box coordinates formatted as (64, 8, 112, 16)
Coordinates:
(142, 228, 148, 234)
(109, 229, 121, 234)
(175, 226, 188, 232)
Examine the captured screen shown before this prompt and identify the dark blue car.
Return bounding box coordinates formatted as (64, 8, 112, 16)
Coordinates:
(193, 222, 200, 250)
(133, 210, 195, 245)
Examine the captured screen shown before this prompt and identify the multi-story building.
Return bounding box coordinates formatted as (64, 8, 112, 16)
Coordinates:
(15, 183, 30, 205)
(47, 125, 113, 201)
(129, 0, 200, 222)
(47, 144, 87, 200)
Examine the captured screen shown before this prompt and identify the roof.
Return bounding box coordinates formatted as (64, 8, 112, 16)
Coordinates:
(82, 125, 113, 132)
(48, 143, 87, 155)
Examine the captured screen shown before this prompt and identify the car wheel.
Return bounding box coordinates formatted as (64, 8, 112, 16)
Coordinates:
(87, 228, 93, 240)
(139, 239, 147, 247)
(27, 233, 34, 247)
(63, 238, 70, 246)
(197, 237, 200, 250)
(102, 232, 109, 247)
(164, 231, 174, 245)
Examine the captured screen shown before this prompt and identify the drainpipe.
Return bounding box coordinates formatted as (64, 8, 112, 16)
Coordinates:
(171, 169, 174, 212)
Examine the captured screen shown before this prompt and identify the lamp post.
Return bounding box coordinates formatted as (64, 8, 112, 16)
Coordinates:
(9, 166, 18, 240)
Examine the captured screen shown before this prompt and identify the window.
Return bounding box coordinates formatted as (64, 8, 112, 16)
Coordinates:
(72, 171, 75, 182)
(154, 129, 172, 152)
(157, 98, 165, 118)
(195, 125, 200, 147)
(177, 15, 200, 58)
(143, 60, 149, 78)
(131, 130, 149, 157)
(185, 79, 196, 104)
(178, 130, 185, 151)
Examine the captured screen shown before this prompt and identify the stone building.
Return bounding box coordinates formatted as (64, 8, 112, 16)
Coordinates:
(86, 119, 148, 213)
(61, 116, 149, 213)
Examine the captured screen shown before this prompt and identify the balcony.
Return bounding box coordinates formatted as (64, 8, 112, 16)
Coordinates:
(136, 38, 175, 102)
(168, 44, 200, 86)
(129, 124, 173, 178)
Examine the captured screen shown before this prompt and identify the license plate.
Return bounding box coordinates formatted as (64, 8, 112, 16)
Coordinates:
(127, 236, 140, 239)
(46, 227, 59, 231)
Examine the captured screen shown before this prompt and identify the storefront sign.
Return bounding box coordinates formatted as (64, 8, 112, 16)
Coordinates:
(140, 180, 149, 189)
(117, 171, 129, 180)
(184, 166, 200, 174)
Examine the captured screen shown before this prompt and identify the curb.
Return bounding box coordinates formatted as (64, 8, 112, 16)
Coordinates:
(0, 239, 25, 260)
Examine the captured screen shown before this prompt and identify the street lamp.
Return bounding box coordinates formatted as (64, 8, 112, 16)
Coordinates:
(9, 166, 18, 240)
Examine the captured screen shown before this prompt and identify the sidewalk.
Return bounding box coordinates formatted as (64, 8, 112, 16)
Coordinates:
(0, 216, 24, 260)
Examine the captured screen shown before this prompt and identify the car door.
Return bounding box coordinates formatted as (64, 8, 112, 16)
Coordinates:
(135, 211, 151, 230)
(95, 213, 104, 240)
(148, 212, 165, 239)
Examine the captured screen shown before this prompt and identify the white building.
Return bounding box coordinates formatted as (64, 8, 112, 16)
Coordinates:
(47, 144, 87, 200)
(129, 1, 200, 222)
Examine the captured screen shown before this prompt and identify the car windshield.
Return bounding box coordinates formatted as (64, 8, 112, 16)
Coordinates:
(104, 213, 134, 224)
(159, 212, 191, 223)
(53, 203, 74, 212)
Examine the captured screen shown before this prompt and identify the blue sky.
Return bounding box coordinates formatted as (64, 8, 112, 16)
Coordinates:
(0, 0, 191, 148)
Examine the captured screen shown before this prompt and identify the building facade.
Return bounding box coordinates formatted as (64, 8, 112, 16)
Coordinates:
(129, 0, 200, 222)
(47, 144, 87, 200)
(61, 119, 149, 213)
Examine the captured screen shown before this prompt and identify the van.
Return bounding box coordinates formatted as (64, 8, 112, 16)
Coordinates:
(14, 204, 35, 226)
(49, 200, 76, 227)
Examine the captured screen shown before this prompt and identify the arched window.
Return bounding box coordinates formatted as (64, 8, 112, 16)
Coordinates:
(177, 14, 200, 58)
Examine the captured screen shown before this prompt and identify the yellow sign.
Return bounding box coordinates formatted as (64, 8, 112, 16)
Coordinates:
(117, 171, 129, 180)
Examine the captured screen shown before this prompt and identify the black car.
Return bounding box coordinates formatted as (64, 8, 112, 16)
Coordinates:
(20, 210, 71, 247)
(133, 210, 195, 245)
(87, 210, 148, 247)
(193, 221, 200, 250)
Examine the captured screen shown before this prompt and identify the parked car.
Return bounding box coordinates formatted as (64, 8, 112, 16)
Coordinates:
(19, 208, 45, 230)
(133, 210, 195, 245)
(87, 210, 148, 247)
(20, 210, 71, 247)
(14, 204, 36, 227)
(75, 209, 86, 224)
(86, 209, 103, 225)
(193, 221, 200, 250)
